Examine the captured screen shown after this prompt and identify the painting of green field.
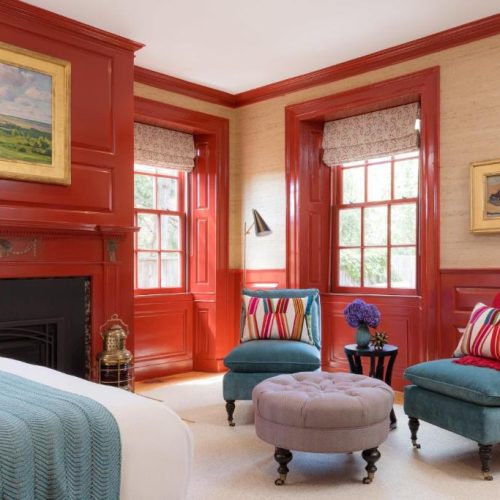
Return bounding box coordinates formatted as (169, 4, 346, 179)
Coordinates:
(0, 61, 52, 165)
(0, 114, 52, 164)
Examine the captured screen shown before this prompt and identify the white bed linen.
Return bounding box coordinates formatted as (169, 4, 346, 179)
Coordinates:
(0, 357, 192, 500)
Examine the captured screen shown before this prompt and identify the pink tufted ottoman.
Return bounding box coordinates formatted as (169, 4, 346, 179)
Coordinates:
(252, 371, 394, 485)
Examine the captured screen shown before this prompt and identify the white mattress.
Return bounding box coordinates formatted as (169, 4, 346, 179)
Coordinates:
(0, 357, 193, 500)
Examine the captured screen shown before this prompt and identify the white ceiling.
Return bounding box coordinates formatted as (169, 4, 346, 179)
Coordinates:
(23, 0, 500, 93)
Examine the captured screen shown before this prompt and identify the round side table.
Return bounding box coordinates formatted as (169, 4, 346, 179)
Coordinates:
(344, 343, 398, 430)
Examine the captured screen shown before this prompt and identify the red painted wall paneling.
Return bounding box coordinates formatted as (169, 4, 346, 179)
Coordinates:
(134, 97, 230, 376)
(0, 1, 139, 366)
(245, 269, 287, 289)
(0, 6, 137, 227)
(439, 269, 500, 358)
(134, 294, 193, 380)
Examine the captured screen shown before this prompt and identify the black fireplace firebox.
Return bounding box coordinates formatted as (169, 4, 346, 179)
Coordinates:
(0, 278, 88, 378)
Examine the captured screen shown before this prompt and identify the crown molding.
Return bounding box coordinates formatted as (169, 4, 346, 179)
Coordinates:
(134, 14, 500, 108)
(0, 0, 143, 52)
(134, 66, 237, 108)
(235, 13, 500, 106)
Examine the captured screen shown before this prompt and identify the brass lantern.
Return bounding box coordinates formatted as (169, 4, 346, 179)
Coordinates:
(97, 314, 134, 391)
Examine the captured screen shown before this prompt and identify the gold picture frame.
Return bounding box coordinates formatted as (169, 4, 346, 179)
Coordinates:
(0, 42, 70, 185)
(470, 158, 500, 233)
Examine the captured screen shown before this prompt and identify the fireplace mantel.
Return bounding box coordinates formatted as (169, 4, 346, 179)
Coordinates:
(0, 218, 138, 239)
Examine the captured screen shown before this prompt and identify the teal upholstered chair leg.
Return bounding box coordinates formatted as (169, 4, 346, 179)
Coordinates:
(478, 444, 494, 481)
(223, 289, 321, 426)
(407, 416, 494, 481)
(225, 400, 235, 427)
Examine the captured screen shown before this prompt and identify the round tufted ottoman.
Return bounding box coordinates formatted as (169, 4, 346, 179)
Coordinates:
(252, 371, 394, 485)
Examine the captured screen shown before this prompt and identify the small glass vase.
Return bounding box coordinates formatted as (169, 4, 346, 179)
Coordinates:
(356, 323, 371, 348)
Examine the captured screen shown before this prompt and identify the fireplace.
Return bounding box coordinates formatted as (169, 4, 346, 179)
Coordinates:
(0, 277, 89, 378)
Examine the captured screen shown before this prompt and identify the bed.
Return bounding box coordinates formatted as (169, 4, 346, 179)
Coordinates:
(0, 356, 192, 500)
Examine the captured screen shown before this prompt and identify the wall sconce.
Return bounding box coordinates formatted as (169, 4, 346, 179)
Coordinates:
(243, 209, 272, 288)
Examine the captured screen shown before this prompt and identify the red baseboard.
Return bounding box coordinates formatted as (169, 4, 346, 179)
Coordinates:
(135, 358, 193, 381)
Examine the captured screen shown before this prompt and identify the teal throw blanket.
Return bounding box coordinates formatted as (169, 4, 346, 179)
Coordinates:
(0, 369, 121, 500)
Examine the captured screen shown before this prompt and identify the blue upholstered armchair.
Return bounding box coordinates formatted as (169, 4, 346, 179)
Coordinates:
(223, 288, 321, 426)
(404, 294, 500, 480)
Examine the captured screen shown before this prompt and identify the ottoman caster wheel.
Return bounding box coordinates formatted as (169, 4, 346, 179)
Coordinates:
(274, 448, 292, 486)
(483, 472, 493, 481)
(361, 448, 380, 485)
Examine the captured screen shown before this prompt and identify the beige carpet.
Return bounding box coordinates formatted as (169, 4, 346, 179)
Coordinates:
(139, 375, 498, 500)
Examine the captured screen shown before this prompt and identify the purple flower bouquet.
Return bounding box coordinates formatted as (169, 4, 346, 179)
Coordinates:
(343, 299, 381, 348)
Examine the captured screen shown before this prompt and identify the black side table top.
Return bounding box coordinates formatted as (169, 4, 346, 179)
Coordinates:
(344, 344, 398, 356)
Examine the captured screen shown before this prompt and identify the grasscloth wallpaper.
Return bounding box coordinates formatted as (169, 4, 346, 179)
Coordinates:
(134, 34, 500, 270)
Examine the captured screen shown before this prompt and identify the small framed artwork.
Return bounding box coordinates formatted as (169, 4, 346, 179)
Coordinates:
(470, 158, 500, 233)
(0, 42, 70, 185)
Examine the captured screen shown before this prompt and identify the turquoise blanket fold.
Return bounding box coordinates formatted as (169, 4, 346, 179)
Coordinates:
(0, 370, 121, 500)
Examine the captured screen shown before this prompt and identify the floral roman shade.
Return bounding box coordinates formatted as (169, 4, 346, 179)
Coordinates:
(322, 102, 420, 166)
(134, 122, 196, 172)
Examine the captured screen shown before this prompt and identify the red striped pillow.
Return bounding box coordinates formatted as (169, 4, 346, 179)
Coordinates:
(454, 303, 500, 360)
(241, 296, 314, 344)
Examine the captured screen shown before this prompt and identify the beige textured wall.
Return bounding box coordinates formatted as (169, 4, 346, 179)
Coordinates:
(236, 35, 500, 270)
(135, 34, 500, 270)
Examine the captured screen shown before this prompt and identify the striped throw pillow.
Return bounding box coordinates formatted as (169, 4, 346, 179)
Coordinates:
(241, 295, 314, 345)
(454, 303, 500, 360)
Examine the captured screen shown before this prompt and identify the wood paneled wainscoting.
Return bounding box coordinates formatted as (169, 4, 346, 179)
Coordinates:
(439, 269, 500, 359)
(134, 294, 194, 380)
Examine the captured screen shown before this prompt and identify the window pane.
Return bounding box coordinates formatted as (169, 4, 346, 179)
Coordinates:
(339, 208, 361, 246)
(394, 158, 419, 199)
(368, 155, 391, 164)
(157, 177, 178, 210)
(134, 174, 154, 208)
(161, 215, 180, 250)
(135, 164, 178, 176)
(339, 248, 361, 286)
(342, 167, 364, 204)
(137, 252, 158, 288)
(364, 248, 387, 287)
(343, 159, 364, 167)
(364, 206, 387, 246)
(137, 213, 158, 249)
(391, 247, 416, 289)
(367, 163, 391, 201)
(161, 253, 181, 287)
(394, 151, 418, 160)
(391, 203, 417, 244)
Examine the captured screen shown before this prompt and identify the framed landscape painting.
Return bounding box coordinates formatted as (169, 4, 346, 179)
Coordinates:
(470, 158, 500, 233)
(0, 42, 70, 185)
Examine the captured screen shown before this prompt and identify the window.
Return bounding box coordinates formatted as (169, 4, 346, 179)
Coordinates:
(134, 164, 185, 291)
(335, 151, 419, 293)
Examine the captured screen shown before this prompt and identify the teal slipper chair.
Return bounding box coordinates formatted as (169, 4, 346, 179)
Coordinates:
(223, 288, 321, 426)
(404, 293, 500, 480)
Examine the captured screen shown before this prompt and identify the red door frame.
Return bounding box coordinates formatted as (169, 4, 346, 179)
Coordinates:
(134, 96, 230, 373)
(285, 67, 440, 360)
